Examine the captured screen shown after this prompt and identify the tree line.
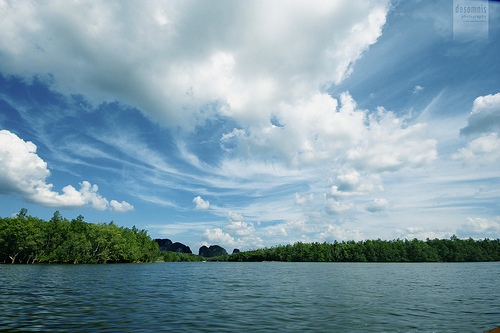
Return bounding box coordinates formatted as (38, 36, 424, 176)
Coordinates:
(3, 209, 499, 264)
(210, 237, 500, 262)
(0, 209, 161, 264)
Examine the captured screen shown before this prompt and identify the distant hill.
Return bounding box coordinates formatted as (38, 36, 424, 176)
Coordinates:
(155, 239, 192, 254)
(199, 245, 228, 257)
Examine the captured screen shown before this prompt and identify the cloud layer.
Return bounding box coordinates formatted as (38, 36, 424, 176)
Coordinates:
(0, 0, 389, 131)
(2, 1, 499, 248)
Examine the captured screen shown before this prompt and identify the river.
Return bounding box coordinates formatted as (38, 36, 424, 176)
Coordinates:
(1, 262, 499, 332)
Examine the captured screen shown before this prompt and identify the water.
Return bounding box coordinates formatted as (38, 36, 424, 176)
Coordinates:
(0, 262, 499, 332)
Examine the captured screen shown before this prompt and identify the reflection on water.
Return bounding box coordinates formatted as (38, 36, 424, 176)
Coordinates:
(1, 262, 499, 332)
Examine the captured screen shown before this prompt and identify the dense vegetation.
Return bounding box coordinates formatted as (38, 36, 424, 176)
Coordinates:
(209, 238, 500, 262)
(162, 251, 205, 262)
(0, 209, 161, 264)
(3, 209, 499, 264)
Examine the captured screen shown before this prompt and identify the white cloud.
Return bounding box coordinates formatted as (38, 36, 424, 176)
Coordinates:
(328, 186, 356, 200)
(0, 1, 440, 217)
(0, 130, 132, 211)
(264, 220, 310, 238)
(201, 228, 236, 248)
(0, 1, 455, 244)
(365, 198, 390, 213)
(0, 0, 390, 131)
(79, 181, 109, 210)
(0, 130, 50, 197)
(330, 170, 382, 196)
(336, 170, 362, 192)
(316, 224, 364, 242)
(192, 196, 210, 210)
(326, 171, 384, 215)
(452, 133, 500, 165)
(265, 225, 289, 237)
(393, 227, 451, 240)
(325, 198, 354, 215)
(453, 93, 500, 166)
(201, 212, 266, 249)
(223, 92, 437, 175)
(294, 193, 314, 205)
(225, 221, 254, 237)
(346, 107, 437, 172)
(413, 85, 424, 94)
(460, 92, 500, 136)
(458, 217, 500, 238)
(227, 211, 244, 222)
(201, 225, 264, 250)
(110, 200, 134, 213)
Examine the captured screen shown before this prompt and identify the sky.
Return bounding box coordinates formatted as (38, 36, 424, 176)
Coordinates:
(1, 0, 500, 252)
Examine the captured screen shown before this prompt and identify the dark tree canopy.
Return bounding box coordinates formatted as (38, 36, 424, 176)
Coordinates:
(209, 238, 500, 262)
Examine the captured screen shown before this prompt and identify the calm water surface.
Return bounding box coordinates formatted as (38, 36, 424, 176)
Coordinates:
(0, 262, 499, 332)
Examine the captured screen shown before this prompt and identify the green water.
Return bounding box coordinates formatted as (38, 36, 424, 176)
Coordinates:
(1, 262, 499, 332)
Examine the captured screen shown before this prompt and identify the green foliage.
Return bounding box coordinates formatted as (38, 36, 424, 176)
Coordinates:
(210, 237, 500, 263)
(0, 209, 161, 264)
(161, 251, 205, 262)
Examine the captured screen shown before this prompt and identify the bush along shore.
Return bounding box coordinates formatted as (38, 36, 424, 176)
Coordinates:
(2, 209, 499, 264)
(207, 238, 500, 262)
(0, 209, 161, 264)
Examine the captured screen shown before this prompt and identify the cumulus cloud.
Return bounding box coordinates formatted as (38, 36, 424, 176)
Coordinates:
(201, 228, 237, 248)
(0, 1, 438, 192)
(264, 220, 309, 238)
(201, 226, 263, 250)
(337, 170, 363, 192)
(325, 198, 354, 215)
(393, 227, 451, 240)
(0, 130, 132, 211)
(110, 200, 134, 213)
(328, 170, 382, 200)
(0, 0, 389, 131)
(223, 92, 437, 172)
(227, 211, 243, 222)
(265, 225, 289, 237)
(294, 193, 314, 205)
(454, 93, 500, 166)
(225, 221, 255, 237)
(453, 93, 500, 166)
(458, 217, 500, 238)
(316, 224, 363, 242)
(365, 198, 390, 213)
(0, 1, 446, 239)
(201, 212, 265, 249)
(460, 93, 500, 136)
(192, 196, 210, 210)
(0, 130, 49, 196)
(452, 133, 500, 165)
(345, 107, 437, 172)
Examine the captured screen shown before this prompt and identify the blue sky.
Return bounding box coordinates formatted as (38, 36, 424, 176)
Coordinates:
(1, 0, 499, 251)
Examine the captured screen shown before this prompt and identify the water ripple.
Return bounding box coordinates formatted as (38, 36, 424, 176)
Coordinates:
(1, 262, 499, 332)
